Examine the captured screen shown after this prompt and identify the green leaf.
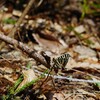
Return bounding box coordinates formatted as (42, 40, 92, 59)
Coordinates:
(26, 61, 32, 69)
(3, 18, 17, 24)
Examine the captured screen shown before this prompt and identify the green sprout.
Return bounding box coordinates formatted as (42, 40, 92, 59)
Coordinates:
(3, 18, 17, 24)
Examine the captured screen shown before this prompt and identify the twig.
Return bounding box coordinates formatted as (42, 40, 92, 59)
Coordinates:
(0, 0, 6, 8)
(0, 0, 35, 50)
(54, 76, 100, 83)
(0, 33, 49, 68)
(35, 69, 100, 83)
(10, 0, 35, 37)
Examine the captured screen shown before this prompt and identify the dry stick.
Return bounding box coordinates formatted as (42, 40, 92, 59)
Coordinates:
(0, 34, 100, 84)
(0, 33, 49, 68)
(0, 0, 35, 50)
(35, 70, 100, 83)
(0, 0, 6, 8)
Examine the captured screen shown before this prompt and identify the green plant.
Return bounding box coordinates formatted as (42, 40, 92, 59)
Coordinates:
(1, 69, 48, 100)
(80, 0, 100, 19)
(81, 0, 90, 20)
(3, 18, 17, 24)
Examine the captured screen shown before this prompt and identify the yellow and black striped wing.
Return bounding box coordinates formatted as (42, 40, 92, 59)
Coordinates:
(53, 53, 71, 69)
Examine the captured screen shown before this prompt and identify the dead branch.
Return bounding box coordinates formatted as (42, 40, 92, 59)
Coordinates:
(35, 69, 100, 83)
(0, 33, 49, 68)
(0, 0, 35, 50)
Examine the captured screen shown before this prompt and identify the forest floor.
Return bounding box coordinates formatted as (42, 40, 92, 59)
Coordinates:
(0, 0, 100, 100)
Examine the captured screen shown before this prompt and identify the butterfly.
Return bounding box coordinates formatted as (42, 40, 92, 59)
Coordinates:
(52, 53, 71, 73)
(40, 53, 71, 87)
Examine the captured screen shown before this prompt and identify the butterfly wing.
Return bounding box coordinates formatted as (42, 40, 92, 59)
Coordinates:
(53, 53, 71, 69)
